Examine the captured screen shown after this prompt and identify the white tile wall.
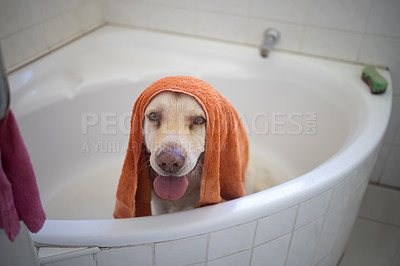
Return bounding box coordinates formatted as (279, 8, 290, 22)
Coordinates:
(251, 233, 291, 266)
(301, 27, 363, 61)
(39, 247, 100, 265)
(148, 4, 196, 36)
(254, 206, 297, 246)
(196, 11, 248, 43)
(155, 234, 207, 266)
(306, 0, 372, 32)
(366, 0, 400, 38)
(96, 245, 152, 266)
(295, 190, 331, 229)
(103, 0, 147, 28)
(196, 0, 248, 16)
(286, 217, 324, 266)
(208, 222, 256, 260)
(151, 0, 195, 9)
(330, 171, 358, 209)
(43, 254, 96, 266)
(248, 0, 310, 24)
(314, 193, 355, 263)
(0, 0, 104, 71)
(314, 174, 369, 265)
(0, 0, 43, 39)
(207, 250, 252, 266)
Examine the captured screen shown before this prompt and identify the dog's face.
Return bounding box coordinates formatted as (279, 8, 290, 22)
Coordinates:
(143, 91, 206, 200)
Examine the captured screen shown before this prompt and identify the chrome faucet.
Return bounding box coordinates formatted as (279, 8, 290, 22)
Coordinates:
(259, 29, 280, 58)
(0, 46, 10, 121)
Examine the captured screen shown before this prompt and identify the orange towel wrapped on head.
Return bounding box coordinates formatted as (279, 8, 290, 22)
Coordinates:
(114, 76, 249, 218)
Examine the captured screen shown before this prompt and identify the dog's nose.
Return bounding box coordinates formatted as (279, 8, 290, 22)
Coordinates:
(157, 148, 185, 174)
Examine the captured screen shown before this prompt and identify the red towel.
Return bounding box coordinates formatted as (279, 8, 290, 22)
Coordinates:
(0, 110, 46, 241)
(114, 76, 249, 218)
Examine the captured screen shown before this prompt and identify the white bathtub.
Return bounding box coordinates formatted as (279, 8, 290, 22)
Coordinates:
(10, 26, 391, 265)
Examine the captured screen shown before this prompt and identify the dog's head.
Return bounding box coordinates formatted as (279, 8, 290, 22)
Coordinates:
(143, 91, 206, 200)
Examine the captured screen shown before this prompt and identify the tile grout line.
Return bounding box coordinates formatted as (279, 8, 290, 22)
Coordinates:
(152, 243, 156, 266)
(205, 233, 210, 265)
(248, 219, 259, 265)
(310, 187, 336, 265)
(357, 216, 400, 229)
(282, 205, 300, 266)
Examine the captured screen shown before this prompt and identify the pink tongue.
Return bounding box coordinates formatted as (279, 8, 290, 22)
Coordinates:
(153, 175, 189, 200)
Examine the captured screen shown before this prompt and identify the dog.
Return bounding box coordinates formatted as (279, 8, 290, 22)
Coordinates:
(143, 91, 206, 214)
(142, 91, 267, 215)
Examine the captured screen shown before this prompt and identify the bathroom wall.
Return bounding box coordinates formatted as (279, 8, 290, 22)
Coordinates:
(0, 0, 399, 189)
(0, 0, 104, 71)
(102, 0, 400, 188)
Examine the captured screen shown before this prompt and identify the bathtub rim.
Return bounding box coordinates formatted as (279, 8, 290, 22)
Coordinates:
(31, 98, 391, 246)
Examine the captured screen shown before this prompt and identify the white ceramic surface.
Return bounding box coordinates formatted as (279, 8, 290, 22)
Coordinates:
(9, 26, 392, 265)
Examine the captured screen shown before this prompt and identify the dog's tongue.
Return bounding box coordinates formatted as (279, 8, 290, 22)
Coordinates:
(153, 175, 189, 200)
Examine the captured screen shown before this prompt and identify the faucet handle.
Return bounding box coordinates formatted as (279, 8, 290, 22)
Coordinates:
(264, 28, 280, 45)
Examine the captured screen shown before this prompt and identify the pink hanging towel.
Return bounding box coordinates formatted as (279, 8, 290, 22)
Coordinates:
(0, 110, 46, 241)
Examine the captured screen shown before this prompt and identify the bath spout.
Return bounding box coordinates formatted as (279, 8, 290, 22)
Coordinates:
(259, 29, 280, 58)
(0, 46, 10, 121)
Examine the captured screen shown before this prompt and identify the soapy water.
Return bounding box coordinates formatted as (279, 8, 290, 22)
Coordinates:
(44, 152, 293, 220)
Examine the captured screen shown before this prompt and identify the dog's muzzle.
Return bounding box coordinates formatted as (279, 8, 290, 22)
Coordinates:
(153, 148, 189, 200)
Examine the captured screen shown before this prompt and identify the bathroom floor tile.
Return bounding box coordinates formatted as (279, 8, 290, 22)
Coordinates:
(392, 248, 400, 266)
(340, 218, 400, 266)
(358, 185, 400, 227)
(381, 147, 400, 188)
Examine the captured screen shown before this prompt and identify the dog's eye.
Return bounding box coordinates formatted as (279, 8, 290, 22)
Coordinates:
(193, 116, 205, 125)
(148, 112, 159, 121)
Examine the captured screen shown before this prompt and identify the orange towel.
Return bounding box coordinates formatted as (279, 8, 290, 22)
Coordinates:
(114, 76, 249, 218)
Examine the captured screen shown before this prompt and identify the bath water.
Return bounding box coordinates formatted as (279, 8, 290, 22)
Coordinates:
(44, 151, 292, 220)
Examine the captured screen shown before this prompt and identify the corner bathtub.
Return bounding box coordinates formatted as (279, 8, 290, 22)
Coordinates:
(10, 26, 391, 266)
